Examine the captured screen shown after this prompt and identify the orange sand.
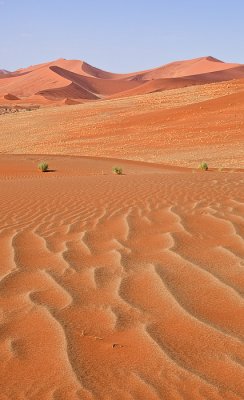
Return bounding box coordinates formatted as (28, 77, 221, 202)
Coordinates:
(0, 155, 243, 400)
(0, 55, 244, 399)
(0, 56, 244, 105)
(0, 76, 243, 168)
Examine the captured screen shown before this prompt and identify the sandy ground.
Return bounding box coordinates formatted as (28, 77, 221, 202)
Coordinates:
(0, 155, 243, 400)
(0, 78, 244, 169)
(0, 56, 244, 399)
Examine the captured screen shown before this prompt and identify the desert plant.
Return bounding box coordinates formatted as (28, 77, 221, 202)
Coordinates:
(198, 162, 208, 171)
(112, 166, 123, 175)
(38, 162, 49, 172)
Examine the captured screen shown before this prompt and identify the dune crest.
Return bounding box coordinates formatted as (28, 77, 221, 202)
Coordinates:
(0, 56, 243, 105)
(0, 69, 10, 75)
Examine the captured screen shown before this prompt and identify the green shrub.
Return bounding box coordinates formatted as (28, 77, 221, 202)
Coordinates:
(198, 162, 208, 171)
(38, 162, 49, 172)
(112, 166, 123, 175)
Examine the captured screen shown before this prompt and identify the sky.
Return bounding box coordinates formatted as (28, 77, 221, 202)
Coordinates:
(0, 0, 244, 72)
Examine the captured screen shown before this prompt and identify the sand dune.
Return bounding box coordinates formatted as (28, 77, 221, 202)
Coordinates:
(132, 56, 240, 80)
(0, 56, 244, 104)
(0, 154, 243, 399)
(109, 66, 244, 99)
(0, 56, 243, 399)
(50, 66, 143, 95)
(38, 82, 100, 101)
(2, 93, 20, 100)
(0, 77, 243, 167)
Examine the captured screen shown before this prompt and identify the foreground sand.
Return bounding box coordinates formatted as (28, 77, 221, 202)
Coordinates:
(0, 155, 243, 400)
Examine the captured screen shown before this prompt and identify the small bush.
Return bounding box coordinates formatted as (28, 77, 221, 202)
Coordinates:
(112, 166, 123, 175)
(38, 162, 49, 172)
(198, 162, 208, 171)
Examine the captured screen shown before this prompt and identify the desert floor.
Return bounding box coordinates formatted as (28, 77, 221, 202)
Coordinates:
(0, 154, 243, 400)
(1, 78, 244, 170)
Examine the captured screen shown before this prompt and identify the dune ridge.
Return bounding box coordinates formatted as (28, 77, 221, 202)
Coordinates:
(0, 56, 244, 105)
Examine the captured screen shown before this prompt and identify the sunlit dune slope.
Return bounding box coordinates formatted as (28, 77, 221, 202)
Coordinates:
(0, 56, 244, 104)
(0, 78, 243, 167)
(134, 56, 240, 80)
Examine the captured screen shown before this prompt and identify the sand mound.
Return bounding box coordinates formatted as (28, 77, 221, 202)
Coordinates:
(49, 65, 143, 96)
(64, 98, 84, 105)
(37, 82, 99, 100)
(133, 56, 241, 80)
(3, 93, 20, 100)
(0, 56, 243, 105)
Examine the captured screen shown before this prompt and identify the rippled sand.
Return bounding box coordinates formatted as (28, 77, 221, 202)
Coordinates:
(0, 155, 243, 400)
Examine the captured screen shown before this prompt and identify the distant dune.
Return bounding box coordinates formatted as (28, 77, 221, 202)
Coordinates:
(2, 93, 20, 100)
(0, 56, 244, 105)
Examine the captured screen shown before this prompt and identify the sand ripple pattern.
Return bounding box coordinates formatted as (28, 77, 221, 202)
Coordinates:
(0, 167, 244, 399)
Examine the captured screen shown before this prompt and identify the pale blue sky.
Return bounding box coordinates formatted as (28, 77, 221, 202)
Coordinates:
(1, 0, 243, 72)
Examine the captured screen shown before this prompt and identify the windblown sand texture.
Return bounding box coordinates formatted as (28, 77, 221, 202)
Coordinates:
(0, 156, 243, 399)
(0, 56, 244, 399)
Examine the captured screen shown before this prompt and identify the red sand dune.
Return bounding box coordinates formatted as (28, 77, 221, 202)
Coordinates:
(2, 93, 20, 100)
(0, 57, 244, 400)
(0, 56, 244, 104)
(132, 56, 240, 80)
(0, 76, 243, 167)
